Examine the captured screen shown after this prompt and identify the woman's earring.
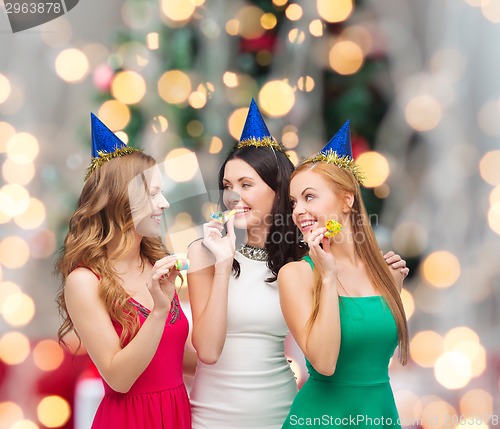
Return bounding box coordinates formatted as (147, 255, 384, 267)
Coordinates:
(298, 232, 309, 249)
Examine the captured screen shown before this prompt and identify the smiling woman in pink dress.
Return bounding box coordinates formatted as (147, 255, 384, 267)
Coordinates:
(56, 114, 191, 429)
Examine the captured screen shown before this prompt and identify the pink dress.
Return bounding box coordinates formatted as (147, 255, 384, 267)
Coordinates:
(91, 294, 191, 429)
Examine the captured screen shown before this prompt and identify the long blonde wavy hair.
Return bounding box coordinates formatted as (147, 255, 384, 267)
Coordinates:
(56, 151, 168, 348)
(292, 162, 409, 365)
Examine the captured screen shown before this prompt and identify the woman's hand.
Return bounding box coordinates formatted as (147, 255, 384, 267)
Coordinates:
(202, 215, 236, 265)
(383, 251, 409, 278)
(306, 223, 337, 282)
(148, 255, 179, 312)
(383, 251, 409, 292)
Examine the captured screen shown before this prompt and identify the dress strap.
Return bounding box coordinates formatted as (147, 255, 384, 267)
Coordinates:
(302, 254, 314, 271)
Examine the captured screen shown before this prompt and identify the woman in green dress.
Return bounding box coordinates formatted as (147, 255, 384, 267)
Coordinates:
(278, 121, 409, 429)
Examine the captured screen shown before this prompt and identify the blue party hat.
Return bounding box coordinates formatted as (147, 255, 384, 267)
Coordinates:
(321, 119, 352, 158)
(85, 113, 139, 180)
(91, 112, 128, 157)
(303, 120, 364, 184)
(236, 99, 284, 152)
(239, 98, 273, 142)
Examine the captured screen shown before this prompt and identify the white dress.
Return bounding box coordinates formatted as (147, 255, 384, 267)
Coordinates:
(190, 251, 298, 429)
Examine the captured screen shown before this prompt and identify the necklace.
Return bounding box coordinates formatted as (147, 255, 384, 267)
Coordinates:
(239, 243, 268, 261)
(336, 276, 350, 297)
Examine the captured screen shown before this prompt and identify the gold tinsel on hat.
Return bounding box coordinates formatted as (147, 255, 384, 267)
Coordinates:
(236, 136, 286, 153)
(302, 149, 365, 185)
(85, 147, 141, 181)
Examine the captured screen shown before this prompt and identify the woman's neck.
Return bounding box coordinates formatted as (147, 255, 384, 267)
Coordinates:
(245, 226, 268, 248)
(106, 231, 144, 273)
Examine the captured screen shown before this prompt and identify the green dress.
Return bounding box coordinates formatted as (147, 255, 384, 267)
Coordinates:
(282, 255, 401, 428)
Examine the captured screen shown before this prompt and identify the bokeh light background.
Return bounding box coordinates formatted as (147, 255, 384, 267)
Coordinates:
(1, 0, 499, 428)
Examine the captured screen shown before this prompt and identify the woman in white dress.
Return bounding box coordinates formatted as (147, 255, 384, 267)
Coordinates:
(187, 100, 408, 429)
(187, 100, 302, 428)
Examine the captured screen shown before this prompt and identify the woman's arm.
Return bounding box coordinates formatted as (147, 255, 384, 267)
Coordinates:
(187, 240, 232, 364)
(278, 261, 341, 376)
(279, 227, 342, 376)
(65, 263, 173, 393)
